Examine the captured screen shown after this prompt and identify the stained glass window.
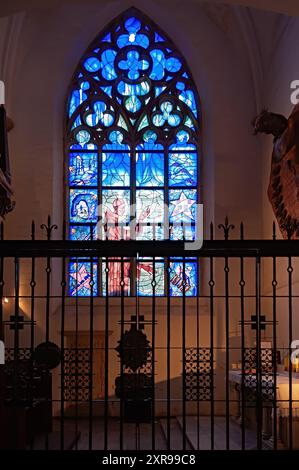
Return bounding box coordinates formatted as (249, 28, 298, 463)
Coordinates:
(66, 9, 200, 297)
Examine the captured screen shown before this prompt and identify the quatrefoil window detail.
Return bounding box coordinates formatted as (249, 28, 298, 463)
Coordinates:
(84, 49, 117, 81)
(85, 101, 114, 127)
(119, 50, 149, 80)
(152, 101, 181, 127)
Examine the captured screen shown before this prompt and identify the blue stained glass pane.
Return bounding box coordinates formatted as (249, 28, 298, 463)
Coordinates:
(168, 114, 181, 127)
(185, 116, 195, 129)
(136, 153, 164, 187)
(70, 141, 97, 151)
(101, 49, 117, 80)
(125, 17, 141, 33)
(166, 57, 181, 73)
(161, 102, 172, 114)
(84, 57, 101, 72)
(117, 80, 150, 97)
(138, 81, 151, 95)
(137, 261, 164, 296)
(70, 225, 97, 241)
(137, 115, 149, 131)
(172, 130, 195, 150)
(155, 86, 166, 97)
(102, 32, 111, 42)
(117, 32, 149, 49)
(150, 49, 165, 80)
(152, 114, 165, 127)
(117, 115, 128, 131)
(102, 152, 130, 186)
(70, 189, 98, 223)
(103, 113, 114, 126)
(141, 130, 159, 144)
(75, 129, 90, 145)
(152, 101, 181, 127)
(169, 189, 197, 223)
(69, 153, 97, 186)
(170, 224, 195, 241)
(71, 115, 82, 130)
(100, 86, 112, 98)
(154, 32, 165, 42)
(136, 134, 164, 187)
(169, 261, 197, 296)
(119, 50, 149, 80)
(177, 82, 197, 118)
(135, 35, 149, 49)
(125, 96, 141, 113)
(103, 130, 129, 149)
(117, 22, 150, 48)
(85, 101, 114, 127)
(169, 153, 197, 187)
(69, 85, 88, 117)
(69, 261, 98, 297)
(117, 34, 130, 48)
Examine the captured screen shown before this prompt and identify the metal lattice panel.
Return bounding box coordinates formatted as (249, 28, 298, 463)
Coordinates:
(185, 348, 213, 401)
(243, 348, 275, 402)
(5, 347, 31, 362)
(63, 348, 92, 402)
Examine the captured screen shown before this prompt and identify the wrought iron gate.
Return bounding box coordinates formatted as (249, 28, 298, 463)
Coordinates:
(0, 218, 299, 450)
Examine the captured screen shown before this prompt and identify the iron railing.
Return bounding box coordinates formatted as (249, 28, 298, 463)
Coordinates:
(0, 218, 299, 451)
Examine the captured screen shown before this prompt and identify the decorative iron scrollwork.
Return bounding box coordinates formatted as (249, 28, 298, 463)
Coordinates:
(218, 216, 235, 240)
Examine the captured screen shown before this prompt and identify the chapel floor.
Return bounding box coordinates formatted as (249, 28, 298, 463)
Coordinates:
(30, 416, 266, 450)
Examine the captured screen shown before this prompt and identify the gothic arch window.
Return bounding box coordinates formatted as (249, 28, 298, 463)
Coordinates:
(66, 9, 200, 297)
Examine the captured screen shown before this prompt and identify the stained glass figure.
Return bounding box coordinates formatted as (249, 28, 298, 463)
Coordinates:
(66, 8, 200, 296)
(136, 131, 164, 187)
(102, 189, 130, 226)
(102, 131, 130, 186)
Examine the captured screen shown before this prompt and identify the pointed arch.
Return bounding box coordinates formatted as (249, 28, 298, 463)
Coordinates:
(65, 8, 201, 297)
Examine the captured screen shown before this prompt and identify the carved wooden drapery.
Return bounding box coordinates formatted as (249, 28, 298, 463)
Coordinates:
(268, 105, 299, 239)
